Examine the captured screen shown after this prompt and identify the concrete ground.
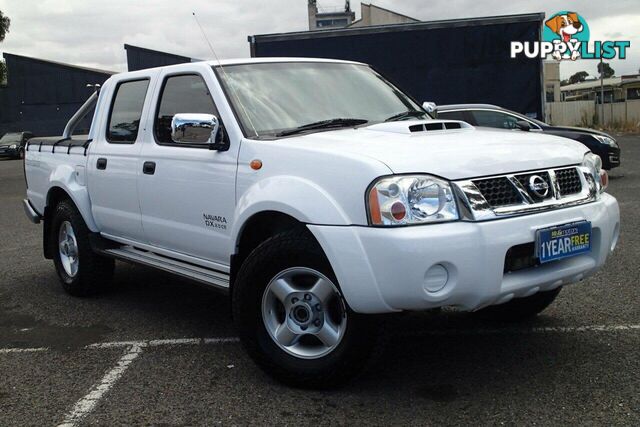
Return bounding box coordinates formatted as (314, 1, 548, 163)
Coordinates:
(0, 137, 638, 426)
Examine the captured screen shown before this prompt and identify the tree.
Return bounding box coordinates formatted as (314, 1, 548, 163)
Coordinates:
(0, 10, 9, 42)
(0, 60, 6, 86)
(597, 62, 615, 79)
(568, 71, 589, 85)
(0, 10, 9, 84)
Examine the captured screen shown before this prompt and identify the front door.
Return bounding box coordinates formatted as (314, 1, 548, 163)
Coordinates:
(137, 71, 237, 267)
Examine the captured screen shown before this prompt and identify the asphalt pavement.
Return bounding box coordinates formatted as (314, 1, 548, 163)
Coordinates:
(0, 136, 639, 426)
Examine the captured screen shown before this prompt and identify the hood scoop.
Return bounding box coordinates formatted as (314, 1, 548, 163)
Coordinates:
(366, 119, 473, 135)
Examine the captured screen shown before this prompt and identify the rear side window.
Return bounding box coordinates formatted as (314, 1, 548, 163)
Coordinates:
(107, 79, 150, 143)
(154, 74, 217, 144)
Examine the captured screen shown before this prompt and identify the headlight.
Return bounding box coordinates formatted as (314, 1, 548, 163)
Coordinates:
(9, 144, 17, 149)
(582, 152, 608, 194)
(594, 135, 618, 148)
(367, 175, 459, 226)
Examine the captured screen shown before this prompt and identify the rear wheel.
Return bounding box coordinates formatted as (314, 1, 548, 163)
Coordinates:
(51, 200, 115, 296)
(474, 287, 562, 322)
(233, 229, 379, 388)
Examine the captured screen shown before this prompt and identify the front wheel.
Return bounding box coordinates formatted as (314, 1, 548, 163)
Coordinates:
(233, 229, 379, 388)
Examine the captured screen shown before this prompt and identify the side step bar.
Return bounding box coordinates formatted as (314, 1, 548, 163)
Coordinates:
(102, 246, 230, 291)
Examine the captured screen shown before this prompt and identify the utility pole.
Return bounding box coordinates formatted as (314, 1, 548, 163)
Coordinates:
(599, 54, 604, 125)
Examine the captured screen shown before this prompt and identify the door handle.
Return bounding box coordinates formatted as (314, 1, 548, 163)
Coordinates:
(143, 161, 156, 175)
(96, 158, 107, 170)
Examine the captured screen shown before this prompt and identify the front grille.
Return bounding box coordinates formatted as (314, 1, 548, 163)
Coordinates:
(472, 167, 584, 208)
(456, 166, 594, 220)
(515, 171, 553, 202)
(472, 177, 521, 207)
(555, 168, 582, 195)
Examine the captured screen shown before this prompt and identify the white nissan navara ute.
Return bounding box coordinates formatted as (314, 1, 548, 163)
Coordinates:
(23, 58, 620, 387)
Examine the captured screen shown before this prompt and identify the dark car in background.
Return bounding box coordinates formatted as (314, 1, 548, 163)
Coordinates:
(436, 104, 621, 170)
(0, 132, 33, 160)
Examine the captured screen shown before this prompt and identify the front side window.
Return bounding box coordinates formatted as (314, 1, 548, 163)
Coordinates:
(155, 74, 217, 144)
(107, 79, 149, 143)
(217, 62, 427, 138)
(437, 111, 468, 122)
(471, 110, 520, 130)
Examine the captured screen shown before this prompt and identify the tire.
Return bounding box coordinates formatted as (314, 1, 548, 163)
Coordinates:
(474, 287, 562, 322)
(232, 229, 379, 388)
(17, 148, 25, 160)
(51, 199, 115, 296)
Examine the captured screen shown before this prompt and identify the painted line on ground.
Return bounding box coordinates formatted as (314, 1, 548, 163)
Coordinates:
(2, 325, 638, 426)
(406, 323, 640, 337)
(57, 343, 145, 427)
(55, 337, 239, 427)
(0, 347, 48, 354)
(86, 337, 240, 349)
(1, 325, 639, 355)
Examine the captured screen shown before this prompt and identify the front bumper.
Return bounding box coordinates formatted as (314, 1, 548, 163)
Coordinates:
(308, 194, 620, 314)
(603, 146, 621, 170)
(0, 146, 19, 158)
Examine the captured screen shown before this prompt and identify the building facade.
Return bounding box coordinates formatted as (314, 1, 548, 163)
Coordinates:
(0, 54, 113, 137)
(561, 75, 640, 103)
(349, 3, 418, 27)
(0, 45, 196, 137)
(307, 1, 416, 30)
(307, 1, 355, 30)
(544, 61, 561, 102)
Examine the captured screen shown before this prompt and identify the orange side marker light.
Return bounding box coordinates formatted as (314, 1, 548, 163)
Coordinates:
(250, 159, 263, 170)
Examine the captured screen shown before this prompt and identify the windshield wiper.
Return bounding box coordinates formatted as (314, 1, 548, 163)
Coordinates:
(276, 118, 368, 137)
(384, 110, 427, 122)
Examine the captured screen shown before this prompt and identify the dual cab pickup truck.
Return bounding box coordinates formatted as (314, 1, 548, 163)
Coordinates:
(23, 58, 620, 388)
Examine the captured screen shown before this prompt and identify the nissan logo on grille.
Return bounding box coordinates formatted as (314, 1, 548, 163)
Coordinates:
(528, 175, 550, 198)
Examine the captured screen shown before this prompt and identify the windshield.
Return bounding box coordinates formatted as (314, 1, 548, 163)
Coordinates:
(216, 62, 429, 137)
(0, 133, 21, 143)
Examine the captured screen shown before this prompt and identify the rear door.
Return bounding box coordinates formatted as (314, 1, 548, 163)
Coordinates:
(87, 76, 153, 242)
(137, 69, 238, 267)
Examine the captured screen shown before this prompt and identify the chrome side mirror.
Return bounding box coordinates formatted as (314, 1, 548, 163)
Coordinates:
(422, 101, 437, 114)
(171, 113, 228, 150)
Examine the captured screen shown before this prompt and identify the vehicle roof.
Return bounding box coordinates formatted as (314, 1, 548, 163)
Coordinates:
(108, 57, 368, 80)
(206, 57, 365, 66)
(436, 104, 504, 111)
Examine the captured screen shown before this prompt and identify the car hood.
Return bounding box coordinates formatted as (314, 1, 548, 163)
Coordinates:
(276, 121, 589, 180)
(544, 125, 611, 138)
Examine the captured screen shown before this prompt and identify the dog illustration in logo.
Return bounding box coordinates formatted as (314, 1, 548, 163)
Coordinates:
(545, 12, 584, 60)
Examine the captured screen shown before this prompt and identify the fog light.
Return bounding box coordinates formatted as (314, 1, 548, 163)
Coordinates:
(423, 264, 448, 293)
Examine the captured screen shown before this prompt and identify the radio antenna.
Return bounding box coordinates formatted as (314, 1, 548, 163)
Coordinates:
(192, 12, 259, 137)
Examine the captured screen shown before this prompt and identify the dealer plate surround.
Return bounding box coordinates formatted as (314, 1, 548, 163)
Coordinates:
(536, 221, 592, 264)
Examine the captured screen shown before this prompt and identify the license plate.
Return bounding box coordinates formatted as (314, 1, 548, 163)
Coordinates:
(536, 221, 592, 263)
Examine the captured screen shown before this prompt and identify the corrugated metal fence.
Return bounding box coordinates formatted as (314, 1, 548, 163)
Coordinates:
(545, 100, 640, 127)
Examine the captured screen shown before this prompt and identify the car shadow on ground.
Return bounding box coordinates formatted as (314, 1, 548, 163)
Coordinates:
(48, 263, 622, 390)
